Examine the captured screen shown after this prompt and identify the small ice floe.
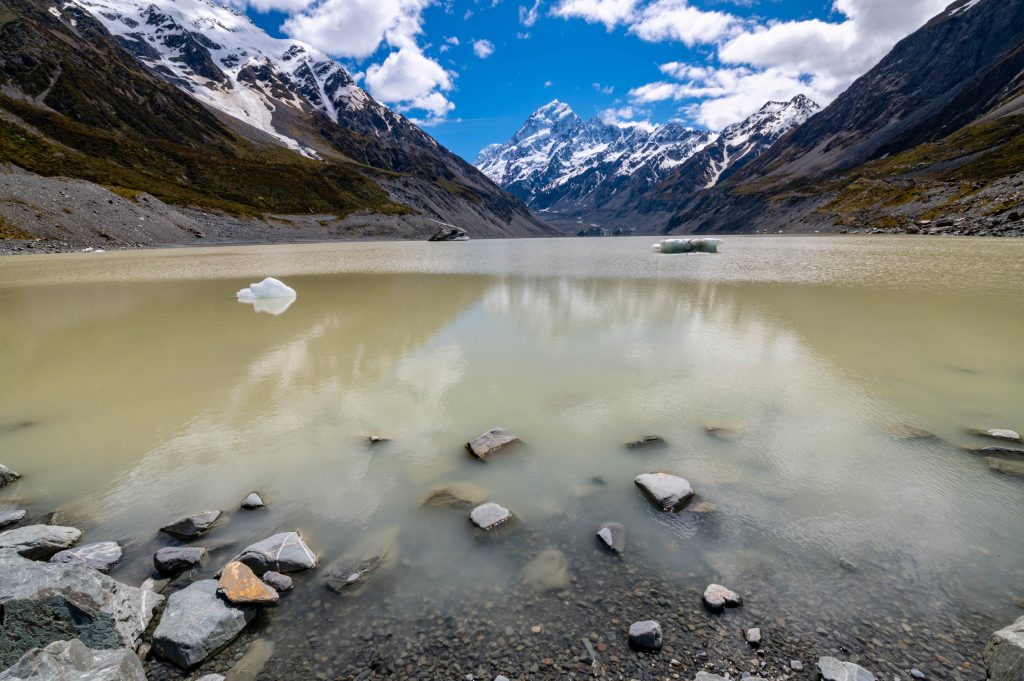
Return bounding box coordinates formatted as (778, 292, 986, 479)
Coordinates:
(236, 277, 296, 316)
(652, 238, 723, 254)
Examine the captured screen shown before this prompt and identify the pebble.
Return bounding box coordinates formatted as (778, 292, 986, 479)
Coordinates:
(627, 620, 663, 652)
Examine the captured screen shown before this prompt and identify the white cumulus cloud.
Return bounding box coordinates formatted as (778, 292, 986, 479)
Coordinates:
(549, 0, 637, 30)
(364, 47, 455, 118)
(473, 39, 496, 58)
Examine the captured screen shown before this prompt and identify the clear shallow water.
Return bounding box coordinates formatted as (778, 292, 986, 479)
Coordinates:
(1, 236, 1023, 679)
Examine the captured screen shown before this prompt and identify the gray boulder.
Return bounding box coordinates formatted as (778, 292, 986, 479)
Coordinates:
(596, 522, 625, 553)
(232, 531, 318, 575)
(469, 503, 511, 530)
(262, 572, 293, 592)
(521, 549, 570, 592)
(0, 510, 25, 529)
(466, 428, 519, 459)
(0, 465, 19, 489)
(153, 546, 207, 574)
(241, 493, 264, 510)
(323, 527, 398, 594)
(151, 580, 255, 669)
(627, 620, 662, 652)
(159, 511, 222, 539)
(634, 473, 695, 512)
(818, 657, 876, 681)
(985, 615, 1024, 681)
(0, 639, 145, 681)
(0, 525, 81, 560)
(50, 542, 123, 573)
(428, 225, 469, 241)
(0, 551, 162, 668)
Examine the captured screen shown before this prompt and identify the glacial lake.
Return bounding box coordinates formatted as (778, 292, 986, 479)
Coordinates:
(1, 236, 1023, 680)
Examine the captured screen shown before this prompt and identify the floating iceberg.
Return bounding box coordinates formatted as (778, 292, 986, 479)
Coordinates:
(652, 238, 723, 254)
(236, 277, 296, 300)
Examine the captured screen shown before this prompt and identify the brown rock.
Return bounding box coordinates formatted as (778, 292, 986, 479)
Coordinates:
(217, 561, 279, 605)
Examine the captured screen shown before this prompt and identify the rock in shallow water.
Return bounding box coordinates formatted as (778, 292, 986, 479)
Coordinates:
(971, 428, 1022, 443)
(521, 549, 570, 592)
(0, 524, 81, 560)
(987, 457, 1024, 477)
(422, 482, 488, 509)
(241, 493, 265, 510)
(818, 657, 876, 681)
(218, 561, 279, 605)
(627, 620, 662, 652)
(595, 522, 625, 553)
(428, 225, 469, 241)
(151, 580, 255, 669)
(625, 435, 666, 450)
(469, 503, 512, 530)
(50, 541, 123, 573)
(0, 509, 26, 528)
(466, 428, 519, 459)
(0, 639, 145, 681)
(159, 511, 222, 539)
(985, 615, 1024, 681)
(745, 627, 762, 646)
(323, 527, 398, 594)
(232, 531, 318, 575)
(262, 571, 293, 592)
(0, 464, 19, 489)
(0, 551, 162, 668)
(703, 583, 742, 610)
(154, 546, 207, 574)
(634, 473, 695, 512)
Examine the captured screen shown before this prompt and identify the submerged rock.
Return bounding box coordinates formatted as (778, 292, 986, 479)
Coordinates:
(886, 423, 936, 441)
(233, 531, 318, 575)
(466, 428, 519, 459)
(262, 572, 293, 592)
(627, 620, 663, 652)
(521, 549, 570, 592)
(971, 445, 1024, 456)
(224, 638, 274, 681)
(985, 615, 1024, 681)
(0, 524, 81, 560)
(159, 511, 222, 539)
(323, 527, 399, 594)
(154, 546, 207, 574)
(0, 509, 26, 528)
(704, 421, 745, 440)
(818, 657, 875, 681)
(0, 464, 20, 488)
(625, 436, 666, 450)
(218, 561, 279, 605)
(469, 503, 512, 531)
(703, 584, 743, 610)
(241, 493, 265, 510)
(634, 473, 695, 512)
(595, 522, 625, 554)
(971, 428, 1022, 443)
(745, 627, 762, 646)
(151, 580, 255, 669)
(422, 482, 488, 509)
(0, 639, 146, 681)
(428, 225, 469, 241)
(50, 541, 123, 573)
(0, 551, 162, 668)
(987, 458, 1024, 477)
(688, 500, 718, 514)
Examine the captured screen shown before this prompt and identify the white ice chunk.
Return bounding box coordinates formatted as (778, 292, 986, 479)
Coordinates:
(236, 277, 296, 300)
(652, 238, 723, 254)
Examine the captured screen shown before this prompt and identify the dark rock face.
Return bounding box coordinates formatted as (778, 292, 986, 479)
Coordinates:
(49, 541, 123, 573)
(0, 525, 81, 560)
(151, 580, 255, 669)
(0, 639, 146, 681)
(627, 620, 663, 652)
(159, 511, 222, 539)
(0, 551, 162, 668)
(153, 546, 207, 574)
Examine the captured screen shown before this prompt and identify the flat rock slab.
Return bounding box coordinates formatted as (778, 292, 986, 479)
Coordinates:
(466, 428, 519, 459)
(422, 482, 488, 509)
(521, 549, 570, 592)
(160, 511, 222, 539)
(241, 493, 265, 510)
(323, 527, 398, 594)
(218, 561, 279, 605)
(596, 522, 625, 553)
(0, 509, 26, 528)
(985, 615, 1024, 681)
(634, 473, 695, 512)
(152, 579, 255, 669)
(469, 503, 511, 530)
(703, 583, 743, 610)
(627, 620, 662, 652)
(0, 524, 81, 560)
(0, 639, 146, 681)
(0, 464, 20, 488)
(50, 541, 123, 573)
(625, 436, 666, 450)
(233, 531, 318, 575)
(0, 551, 162, 668)
(818, 657, 876, 681)
(154, 546, 207, 574)
(971, 428, 1022, 443)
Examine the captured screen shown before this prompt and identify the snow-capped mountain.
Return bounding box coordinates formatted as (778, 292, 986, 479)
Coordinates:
(476, 101, 714, 215)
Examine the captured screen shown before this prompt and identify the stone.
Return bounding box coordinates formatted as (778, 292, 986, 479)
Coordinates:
(627, 621, 662, 652)
(886, 423, 936, 440)
(241, 493, 265, 510)
(196, 676, 226, 681)
(262, 571, 293, 592)
(595, 522, 625, 553)
(232, 531, 318, 575)
(428, 225, 469, 241)
(910, 669, 926, 679)
(159, 511, 222, 539)
(625, 436, 666, 450)
(971, 428, 1022, 443)
(153, 546, 207, 574)
(218, 561, 279, 605)
(0, 551, 162, 668)
(790, 660, 804, 671)
(688, 500, 718, 513)
(50, 541, 123, 573)
(0, 524, 81, 560)
(0, 639, 145, 681)
(634, 473, 695, 512)
(818, 657, 876, 681)
(422, 482, 488, 509)
(323, 527, 399, 594)
(971, 446, 1024, 456)
(494, 676, 510, 681)
(985, 615, 1024, 681)
(223, 638, 273, 681)
(0, 509, 26, 528)
(0, 464, 20, 488)
(745, 627, 762, 646)
(366, 436, 389, 445)
(151, 580, 255, 669)
(521, 549, 570, 592)
(703, 583, 743, 610)
(466, 428, 519, 459)
(469, 503, 511, 530)
(705, 421, 745, 440)
(988, 458, 1024, 477)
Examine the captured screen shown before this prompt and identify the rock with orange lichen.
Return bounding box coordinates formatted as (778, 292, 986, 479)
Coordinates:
(217, 561, 279, 605)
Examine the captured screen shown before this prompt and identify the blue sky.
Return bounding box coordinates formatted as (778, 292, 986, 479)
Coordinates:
(243, 0, 951, 161)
